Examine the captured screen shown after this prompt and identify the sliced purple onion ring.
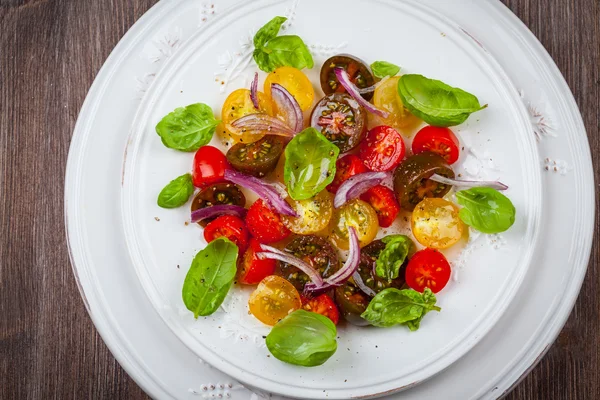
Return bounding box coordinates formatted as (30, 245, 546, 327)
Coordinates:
(271, 83, 304, 133)
(190, 204, 247, 223)
(250, 72, 259, 109)
(429, 173, 509, 191)
(334, 67, 389, 118)
(224, 169, 297, 217)
(334, 171, 390, 208)
(229, 113, 296, 138)
(257, 244, 324, 287)
(352, 271, 377, 297)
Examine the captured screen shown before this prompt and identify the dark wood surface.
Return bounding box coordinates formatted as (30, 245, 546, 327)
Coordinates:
(0, 0, 598, 398)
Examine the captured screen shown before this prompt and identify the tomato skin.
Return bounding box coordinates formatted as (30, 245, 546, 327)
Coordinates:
(246, 199, 291, 244)
(238, 239, 277, 285)
(327, 154, 367, 193)
(412, 126, 461, 165)
(203, 215, 249, 253)
(359, 126, 406, 172)
(192, 146, 229, 188)
(301, 294, 340, 325)
(360, 185, 400, 228)
(405, 248, 451, 294)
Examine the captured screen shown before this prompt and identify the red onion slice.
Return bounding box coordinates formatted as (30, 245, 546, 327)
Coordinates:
(429, 173, 509, 191)
(224, 169, 297, 217)
(229, 113, 296, 137)
(257, 245, 324, 287)
(352, 271, 377, 297)
(271, 83, 304, 133)
(334, 171, 390, 208)
(250, 72, 259, 109)
(334, 67, 389, 118)
(190, 204, 247, 223)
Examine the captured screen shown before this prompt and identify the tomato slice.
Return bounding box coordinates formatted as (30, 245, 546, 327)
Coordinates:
(412, 126, 461, 165)
(327, 154, 367, 193)
(360, 185, 400, 228)
(301, 294, 340, 325)
(248, 275, 302, 326)
(203, 215, 249, 253)
(238, 239, 277, 285)
(359, 125, 406, 172)
(246, 199, 291, 244)
(264, 66, 315, 111)
(192, 146, 229, 188)
(405, 248, 451, 293)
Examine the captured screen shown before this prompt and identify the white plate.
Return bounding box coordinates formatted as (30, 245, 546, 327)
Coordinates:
(65, 0, 594, 399)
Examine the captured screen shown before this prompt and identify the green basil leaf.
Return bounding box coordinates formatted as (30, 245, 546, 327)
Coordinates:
(284, 128, 339, 201)
(266, 310, 337, 367)
(375, 235, 413, 281)
(157, 173, 195, 209)
(456, 187, 516, 234)
(155, 103, 220, 152)
(361, 288, 441, 329)
(397, 74, 487, 127)
(254, 35, 314, 73)
(253, 16, 287, 49)
(182, 238, 238, 318)
(371, 61, 400, 78)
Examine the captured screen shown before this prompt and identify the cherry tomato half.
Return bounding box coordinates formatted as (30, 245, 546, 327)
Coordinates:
(359, 126, 406, 172)
(302, 294, 340, 325)
(192, 146, 229, 188)
(405, 248, 451, 294)
(246, 199, 291, 244)
(412, 198, 465, 249)
(203, 215, 249, 253)
(216, 88, 273, 144)
(238, 239, 277, 285)
(330, 199, 379, 250)
(264, 66, 315, 111)
(360, 185, 400, 228)
(412, 126, 461, 164)
(248, 275, 302, 326)
(327, 154, 368, 193)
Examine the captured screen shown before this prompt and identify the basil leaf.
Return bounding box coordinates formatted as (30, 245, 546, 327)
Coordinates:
(361, 288, 441, 329)
(266, 310, 337, 367)
(456, 187, 516, 234)
(284, 128, 339, 201)
(253, 16, 287, 49)
(371, 61, 400, 78)
(397, 74, 487, 127)
(155, 103, 220, 152)
(182, 238, 239, 318)
(157, 173, 195, 209)
(375, 235, 413, 281)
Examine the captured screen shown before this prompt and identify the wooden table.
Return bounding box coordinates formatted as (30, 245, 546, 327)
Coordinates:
(0, 0, 598, 398)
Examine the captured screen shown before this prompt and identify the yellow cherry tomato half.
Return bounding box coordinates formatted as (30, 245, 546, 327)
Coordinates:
(217, 88, 273, 144)
(282, 190, 333, 235)
(411, 198, 465, 249)
(330, 199, 379, 250)
(248, 275, 302, 326)
(264, 66, 315, 111)
(372, 76, 420, 130)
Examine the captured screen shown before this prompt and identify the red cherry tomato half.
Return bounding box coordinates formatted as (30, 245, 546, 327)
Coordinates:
(327, 154, 368, 193)
(360, 185, 400, 228)
(412, 126, 461, 165)
(192, 146, 229, 188)
(203, 215, 249, 253)
(237, 239, 277, 285)
(405, 248, 451, 294)
(246, 199, 291, 244)
(359, 126, 406, 172)
(301, 294, 340, 325)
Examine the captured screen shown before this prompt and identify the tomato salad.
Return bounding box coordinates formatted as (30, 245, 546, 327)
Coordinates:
(156, 16, 516, 367)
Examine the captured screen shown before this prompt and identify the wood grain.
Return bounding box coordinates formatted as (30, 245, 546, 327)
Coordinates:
(0, 0, 597, 399)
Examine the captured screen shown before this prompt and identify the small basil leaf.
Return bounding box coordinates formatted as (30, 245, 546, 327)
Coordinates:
(361, 288, 441, 329)
(261, 35, 314, 71)
(456, 187, 516, 234)
(375, 235, 413, 281)
(397, 74, 487, 127)
(371, 61, 400, 78)
(266, 310, 337, 367)
(284, 128, 340, 200)
(182, 238, 238, 318)
(157, 173, 195, 209)
(155, 103, 220, 152)
(253, 16, 287, 49)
